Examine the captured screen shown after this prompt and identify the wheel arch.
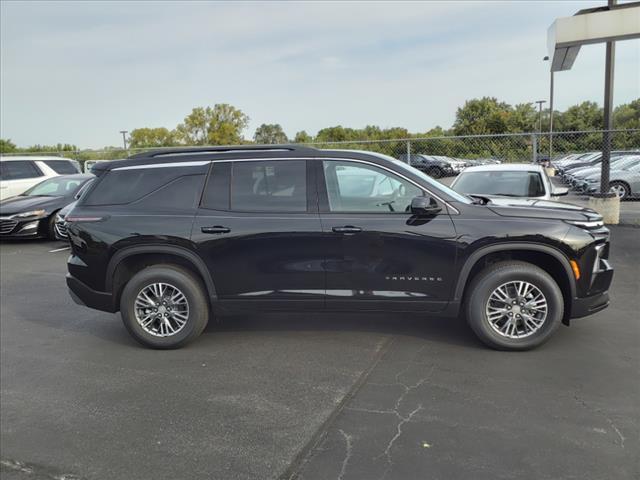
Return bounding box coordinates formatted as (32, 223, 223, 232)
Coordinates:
(106, 245, 217, 310)
(455, 243, 577, 324)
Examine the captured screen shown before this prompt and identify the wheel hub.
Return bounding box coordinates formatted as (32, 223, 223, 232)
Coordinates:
(134, 282, 189, 337)
(485, 281, 548, 339)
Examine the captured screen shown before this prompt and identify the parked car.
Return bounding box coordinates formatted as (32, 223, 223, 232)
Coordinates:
(0, 156, 81, 200)
(564, 155, 639, 188)
(557, 151, 638, 181)
(65, 145, 612, 351)
(580, 161, 640, 199)
(434, 156, 469, 174)
(0, 174, 93, 239)
(397, 154, 454, 178)
(449, 164, 568, 200)
(54, 178, 95, 240)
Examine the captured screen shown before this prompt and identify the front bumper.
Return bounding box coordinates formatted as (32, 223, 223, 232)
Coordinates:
(571, 292, 610, 318)
(66, 274, 117, 313)
(570, 258, 614, 319)
(0, 217, 47, 239)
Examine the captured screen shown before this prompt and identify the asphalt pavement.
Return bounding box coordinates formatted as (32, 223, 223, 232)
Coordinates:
(1, 227, 638, 480)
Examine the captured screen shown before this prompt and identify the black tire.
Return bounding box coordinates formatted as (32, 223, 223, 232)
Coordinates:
(47, 213, 58, 240)
(465, 261, 563, 351)
(120, 265, 209, 349)
(427, 166, 443, 179)
(609, 181, 630, 200)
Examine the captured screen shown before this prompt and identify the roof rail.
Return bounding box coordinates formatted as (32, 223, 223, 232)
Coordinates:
(128, 144, 317, 159)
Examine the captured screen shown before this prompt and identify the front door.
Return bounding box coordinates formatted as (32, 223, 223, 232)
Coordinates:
(317, 159, 457, 312)
(191, 159, 325, 311)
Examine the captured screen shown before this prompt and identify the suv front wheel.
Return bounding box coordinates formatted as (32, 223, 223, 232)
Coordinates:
(120, 265, 209, 349)
(465, 261, 563, 350)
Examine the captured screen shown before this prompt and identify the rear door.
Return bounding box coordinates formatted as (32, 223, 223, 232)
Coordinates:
(317, 158, 458, 312)
(191, 159, 325, 311)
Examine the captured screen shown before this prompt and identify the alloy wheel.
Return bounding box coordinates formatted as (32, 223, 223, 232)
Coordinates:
(134, 282, 189, 337)
(610, 183, 627, 199)
(485, 281, 548, 339)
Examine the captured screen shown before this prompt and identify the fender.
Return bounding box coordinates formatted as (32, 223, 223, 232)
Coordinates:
(453, 242, 577, 302)
(105, 244, 217, 300)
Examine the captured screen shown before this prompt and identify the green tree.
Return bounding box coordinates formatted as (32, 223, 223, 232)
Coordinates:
(128, 127, 178, 148)
(452, 97, 511, 135)
(613, 99, 640, 129)
(176, 103, 249, 145)
(554, 101, 602, 131)
(507, 103, 537, 132)
(293, 130, 313, 143)
(253, 123, 288, 144)
(0, 138, 17, 153)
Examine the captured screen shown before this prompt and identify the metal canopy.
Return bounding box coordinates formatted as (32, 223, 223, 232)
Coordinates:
(547, 2, 640, 71)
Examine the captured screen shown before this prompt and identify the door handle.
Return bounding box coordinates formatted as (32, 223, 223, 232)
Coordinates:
(201, 226, 231, 234)
(332, 225, 362, 234)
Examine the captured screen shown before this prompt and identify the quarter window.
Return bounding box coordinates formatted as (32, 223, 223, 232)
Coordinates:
(231, 161, 307, 212)
(322, 161, 422, 213)
(43, 160, 80, 174)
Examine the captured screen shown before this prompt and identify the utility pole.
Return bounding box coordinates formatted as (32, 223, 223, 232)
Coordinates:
(544, 55, 554, 159)
(535, 100, 546, 133)
(600, 0, 616, 195)
(534, 100, 546, 162)
(120, 130, 128, 150)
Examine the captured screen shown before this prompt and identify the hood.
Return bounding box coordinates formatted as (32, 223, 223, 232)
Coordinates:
(484, 196, 602, 222)
(0, 195, 66, 217)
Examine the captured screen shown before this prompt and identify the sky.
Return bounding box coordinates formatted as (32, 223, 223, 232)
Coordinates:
(1, 0, 638, 149)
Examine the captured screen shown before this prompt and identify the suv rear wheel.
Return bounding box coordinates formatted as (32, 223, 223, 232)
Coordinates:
(465, 261, 563, 350)
(120, 265, 209, 349)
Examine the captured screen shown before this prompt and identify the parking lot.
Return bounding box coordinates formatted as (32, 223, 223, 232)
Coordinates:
(0, 225, 638, 480)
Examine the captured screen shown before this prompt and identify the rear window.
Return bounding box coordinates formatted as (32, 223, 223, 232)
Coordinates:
(43, 160, 80, 174)
(0, 160, 43, 180)
(84, 167, 191, 206)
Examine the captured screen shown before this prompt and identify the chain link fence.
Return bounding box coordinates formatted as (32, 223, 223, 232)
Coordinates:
(2, 129, 638, 167)
(303, 129, 640, 165)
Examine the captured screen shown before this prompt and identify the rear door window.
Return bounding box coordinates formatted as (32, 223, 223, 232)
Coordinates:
(230, 160, 307, 212)
(201, 162, 231, 210)
(0, 161, 43, 180)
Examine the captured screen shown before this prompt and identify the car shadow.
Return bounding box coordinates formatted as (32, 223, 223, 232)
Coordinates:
(201, 311, 483, 350)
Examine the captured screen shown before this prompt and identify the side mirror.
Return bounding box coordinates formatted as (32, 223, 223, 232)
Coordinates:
(552, 186, 569, 196)
(411, 196, 442, 216)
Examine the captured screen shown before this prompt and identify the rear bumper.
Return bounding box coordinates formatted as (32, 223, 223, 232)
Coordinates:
(66, 274, 117, 313)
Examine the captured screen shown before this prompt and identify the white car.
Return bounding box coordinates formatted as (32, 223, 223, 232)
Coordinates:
(450, 163, 568, 201)
(0, 156, 81, 200)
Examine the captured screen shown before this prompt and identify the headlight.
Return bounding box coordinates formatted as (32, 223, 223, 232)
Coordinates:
(11, 209, 47, 219)
(564, 219, 604, 229)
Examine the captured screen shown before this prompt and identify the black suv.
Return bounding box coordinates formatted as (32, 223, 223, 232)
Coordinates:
(397, 154, 454, 178)
(66, 146, 613, 350)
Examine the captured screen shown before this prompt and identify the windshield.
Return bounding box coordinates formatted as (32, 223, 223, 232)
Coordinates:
(452, 170, 545, 197)
(23, 176, 87, 197)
